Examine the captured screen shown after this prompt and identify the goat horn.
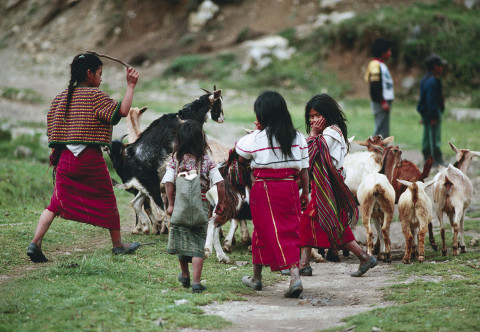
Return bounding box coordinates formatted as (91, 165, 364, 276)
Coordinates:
(201, 88, 212, 95)
(120, 134, 128, 142)
(86, 50, 131, 68)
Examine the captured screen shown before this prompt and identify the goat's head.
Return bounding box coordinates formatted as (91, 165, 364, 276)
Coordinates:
(354, 135, 394, 151)
(107, 135, 128, 175)
(449, 141, 480, 173)
(178, 87, 224, 124)
(202, 86, 224, 123)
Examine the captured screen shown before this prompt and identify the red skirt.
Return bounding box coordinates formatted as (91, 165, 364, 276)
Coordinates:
(47, 146, 120, 230)
(250, 168, 302, 271)
(300, 182, 355, 248)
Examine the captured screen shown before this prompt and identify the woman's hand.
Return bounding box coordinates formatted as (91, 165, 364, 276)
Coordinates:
(310, 117, 326, 136)
(300, 191, 309, 210)
(126, 67, 139, 87)
(215, 202, 225, 215)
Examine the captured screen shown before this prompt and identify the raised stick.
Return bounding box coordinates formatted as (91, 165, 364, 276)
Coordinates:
(86, 50, 131, 68)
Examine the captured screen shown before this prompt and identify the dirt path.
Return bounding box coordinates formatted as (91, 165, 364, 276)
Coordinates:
(201, 222, 407, 332)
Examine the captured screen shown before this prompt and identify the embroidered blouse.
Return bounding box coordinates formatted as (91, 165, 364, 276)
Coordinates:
(47, 87, 121, 147)
(235, 130, 309, 170)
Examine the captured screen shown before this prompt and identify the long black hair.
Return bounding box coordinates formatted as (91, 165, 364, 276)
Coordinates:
(254, 91, 296, 158)
(66, 53, 103, 112)
(173, 120, 210, 165)
(305, 94, 351, 152)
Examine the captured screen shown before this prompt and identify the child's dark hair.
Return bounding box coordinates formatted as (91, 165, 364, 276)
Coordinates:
(254, 91, 296, 158)
(305, 94, 351, 152)
(66, 53, 103, 111)
(173, 120, 210, 164)
(371, 38, 392, 58)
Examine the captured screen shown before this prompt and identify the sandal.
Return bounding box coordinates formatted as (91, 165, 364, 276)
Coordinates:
(351, 256, 377, 277)
(192, 284, 206, 293)
(284, 280, 303, 298)
(299, 266, 313, 276)
(178, 273, 191, 288)
(112, 242, 141, 255)
(241, 276, 262, 290)
(27, 243, 48, 263)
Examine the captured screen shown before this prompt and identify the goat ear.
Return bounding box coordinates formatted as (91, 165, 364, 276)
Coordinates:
(213, 89, 222, 99)
(384, 136, 394, 145)
(139, 107, 148, 114)
(397, 179, 412, 187)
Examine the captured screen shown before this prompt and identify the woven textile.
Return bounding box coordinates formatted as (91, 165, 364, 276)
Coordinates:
(250, 168, 302, 271)
(307, 135, 358, 248)
(167, 202, 209, 258)
(47, 87, 120, 147)
(47, 147, 121, 230)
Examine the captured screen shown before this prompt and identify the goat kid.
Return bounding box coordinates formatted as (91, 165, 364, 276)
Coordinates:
(107, 88, 223, 235)
(397, 179, 435, 264)
(430, 142, 480, 255)
(357, 172, 396, 262)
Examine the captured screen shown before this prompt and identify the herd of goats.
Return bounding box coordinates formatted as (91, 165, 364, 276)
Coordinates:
(105, 88, 480, 266)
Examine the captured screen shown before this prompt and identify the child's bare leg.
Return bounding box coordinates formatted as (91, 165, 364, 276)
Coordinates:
(192, 257, 204, 284)
(180, 259, 190, 279)
(253, 263, 262, 282)
(299, 247, 311, 269)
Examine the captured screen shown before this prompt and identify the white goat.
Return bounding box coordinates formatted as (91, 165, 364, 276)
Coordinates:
(397, 179, 435, 264)
(431, 142, 480, 255)
(357, 172, 396, 262)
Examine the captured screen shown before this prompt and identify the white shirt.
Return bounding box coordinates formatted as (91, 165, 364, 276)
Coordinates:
(235, 130, 309, 170)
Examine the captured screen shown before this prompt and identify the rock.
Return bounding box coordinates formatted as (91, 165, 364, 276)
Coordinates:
(188, 0, 219, 33)
(470, 236, 479, 247)
(14, 145, 33, 158)
(449, 108, 480, 121)
(239, 36, 296, 71)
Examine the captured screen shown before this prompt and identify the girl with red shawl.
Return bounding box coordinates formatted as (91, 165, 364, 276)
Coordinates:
(27, 53, 141, 263)
(299, 94, 377, 277)
(236, 91, 310, 298)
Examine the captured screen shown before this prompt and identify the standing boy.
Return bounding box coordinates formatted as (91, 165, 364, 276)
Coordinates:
(416, 54, 447, 166)
(364, 38, 394, 138)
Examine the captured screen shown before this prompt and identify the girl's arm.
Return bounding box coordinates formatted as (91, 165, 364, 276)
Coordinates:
(214, 180, 225, 215)
(299, 168, 310, 209)
(118, 67, 140, 117)
(165, 182, 175, 216)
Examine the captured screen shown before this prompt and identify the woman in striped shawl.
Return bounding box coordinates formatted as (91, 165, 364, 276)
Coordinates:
(299, 94, 377, 277)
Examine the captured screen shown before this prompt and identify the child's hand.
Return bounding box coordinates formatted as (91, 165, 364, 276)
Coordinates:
(167, 204, 174, 216)
(215, 202, 225, 215)
(310, 117, 326, 136)
(126, 67, 139, 87)
(300, 192, 309, 210)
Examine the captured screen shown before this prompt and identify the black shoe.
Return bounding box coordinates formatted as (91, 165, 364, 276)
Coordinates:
(299, 266, 313, 276)
(351, 256, 377, 277)
(241, 276, 262, 290)
(178, 273, 191, 288)
(284, 280, 303, 298)
(192, 284, 206, 293)
(27, 243, 48, 263)
(112, 242, 141, 255)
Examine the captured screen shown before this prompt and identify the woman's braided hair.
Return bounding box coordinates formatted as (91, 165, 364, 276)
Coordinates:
(65, 53, 103, 112)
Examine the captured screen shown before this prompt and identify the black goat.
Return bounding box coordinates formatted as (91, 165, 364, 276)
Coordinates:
(108, 88, 223, 234)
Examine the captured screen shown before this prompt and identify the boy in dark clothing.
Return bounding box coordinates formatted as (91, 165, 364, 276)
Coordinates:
(416, 54, 447, 166)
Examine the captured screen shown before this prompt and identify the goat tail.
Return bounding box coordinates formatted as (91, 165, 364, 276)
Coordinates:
(372, 183, 386, 197)
(411, 182, 419, 205)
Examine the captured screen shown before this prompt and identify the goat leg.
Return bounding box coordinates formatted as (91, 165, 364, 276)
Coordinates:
(428, 222, 438, 251)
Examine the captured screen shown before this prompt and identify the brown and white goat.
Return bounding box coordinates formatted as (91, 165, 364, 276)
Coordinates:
(357, 172, 396, 262)
(397, 179, 435, 264)
(431, 142, 480, 256)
